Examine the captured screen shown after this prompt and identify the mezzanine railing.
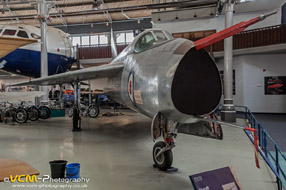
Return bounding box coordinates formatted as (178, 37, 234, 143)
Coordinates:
(212, 24, 286, 52)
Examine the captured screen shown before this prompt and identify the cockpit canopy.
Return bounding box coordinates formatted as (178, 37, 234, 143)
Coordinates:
(0, 26, 41, 40)
(133, 30, 173, 53)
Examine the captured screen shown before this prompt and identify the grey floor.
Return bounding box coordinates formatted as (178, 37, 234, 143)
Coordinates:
(254, 113, 286, 152)
(0, 110, 278, 190)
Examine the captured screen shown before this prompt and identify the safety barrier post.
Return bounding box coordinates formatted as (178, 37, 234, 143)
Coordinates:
(276, 145, 280, 176)
(262, 130, 265, 152)
(275, 145, 282, 190)
(258, 124, 261, 146)
(248, 112, 251, 125)
(275, 144, 282, 190)
(264, 130, 268, 158)
(277, 179, 282, 190)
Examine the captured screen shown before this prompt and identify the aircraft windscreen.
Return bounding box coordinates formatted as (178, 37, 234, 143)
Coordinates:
(134, 32, 156, 53)
(165, 31, 174, 40)
(153, 31, 168, 42)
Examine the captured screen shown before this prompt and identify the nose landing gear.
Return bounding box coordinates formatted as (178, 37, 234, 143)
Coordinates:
(153, 141, 174, 170)
(151, 113, 178, 171)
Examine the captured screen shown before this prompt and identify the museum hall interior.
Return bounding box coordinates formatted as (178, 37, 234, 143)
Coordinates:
(0, 0, 285, 189)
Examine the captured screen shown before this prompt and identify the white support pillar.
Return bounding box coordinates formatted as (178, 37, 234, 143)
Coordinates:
(37, 0, 50, 104)
(221, 1, 236, 122)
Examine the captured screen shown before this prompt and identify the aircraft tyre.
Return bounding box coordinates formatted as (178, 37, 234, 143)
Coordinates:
(153, 141, 173, 170)
(88, 105, 100, 118)
(27, 107, 40, 121)
(68, 109, 73, 117)
(14, 108, 28, 123)
(39, 106, 51, 119)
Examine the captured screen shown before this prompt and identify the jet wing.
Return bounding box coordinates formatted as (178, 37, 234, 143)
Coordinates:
(9, 62, 124, 86)
(0, 37, 37, 59)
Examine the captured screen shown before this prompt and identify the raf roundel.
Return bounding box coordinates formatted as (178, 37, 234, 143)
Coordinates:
(128, 72, 134, 103)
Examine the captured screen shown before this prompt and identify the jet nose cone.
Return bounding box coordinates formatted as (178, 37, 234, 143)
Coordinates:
(171, 48, 222, 115)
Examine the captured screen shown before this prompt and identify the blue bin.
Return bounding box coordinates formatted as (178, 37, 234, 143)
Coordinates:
(66, 163, 80, 179)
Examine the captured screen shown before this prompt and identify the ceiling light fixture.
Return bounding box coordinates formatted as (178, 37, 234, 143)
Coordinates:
(193, 10, 198, 18)
(92, 0, 101, 10)
(175, 12, 179, 20)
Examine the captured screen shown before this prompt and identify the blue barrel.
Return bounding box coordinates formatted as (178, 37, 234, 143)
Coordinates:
(66, 163, 80, 179)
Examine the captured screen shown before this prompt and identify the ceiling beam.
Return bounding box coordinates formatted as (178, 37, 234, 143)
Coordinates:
(0, 0, 217, 22)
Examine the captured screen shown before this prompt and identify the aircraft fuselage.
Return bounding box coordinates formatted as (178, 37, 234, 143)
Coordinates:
(104, 30, 222, 123)
(0, 24, 74, 78)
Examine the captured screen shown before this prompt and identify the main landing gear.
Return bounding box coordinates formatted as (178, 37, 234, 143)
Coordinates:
(151, 113, 178, 171)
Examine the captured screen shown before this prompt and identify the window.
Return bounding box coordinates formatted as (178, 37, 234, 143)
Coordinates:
(90, 35, 99, 45)
(99, 35, 108, 44)
(0, 29, 3, 34)
(17, 30, 29, 38)
(116, 32, 134, 44)
(117, 33, 125, 44)
(81, 36, 89, 46)
(3, 29, 16, 36)
(153, 31, 168, 42)
(31, 33, 41, 39)
(72, 36, 80, 46)
(126, 32, 134, 43)
(134, 32, 156, 53)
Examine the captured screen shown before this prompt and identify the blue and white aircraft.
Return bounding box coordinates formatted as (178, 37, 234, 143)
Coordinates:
(0, 24, 74, 78)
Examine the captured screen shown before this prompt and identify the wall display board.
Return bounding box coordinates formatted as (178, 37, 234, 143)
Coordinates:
(265, 76, 286, 95)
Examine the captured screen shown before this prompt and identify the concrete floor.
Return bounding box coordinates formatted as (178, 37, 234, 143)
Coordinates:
(0, 110, 278, 190)
(254, 113, 286, 151)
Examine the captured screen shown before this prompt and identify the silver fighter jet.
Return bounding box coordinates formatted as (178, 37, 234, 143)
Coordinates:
(11, 12, 276, 170)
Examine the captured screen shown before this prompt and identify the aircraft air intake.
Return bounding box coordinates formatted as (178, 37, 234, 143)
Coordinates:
(171, 48, 222, 115)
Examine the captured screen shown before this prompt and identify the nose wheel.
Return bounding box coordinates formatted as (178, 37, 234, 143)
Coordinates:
(153, 141, 173, 170)
(151, 113, 177, 171)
